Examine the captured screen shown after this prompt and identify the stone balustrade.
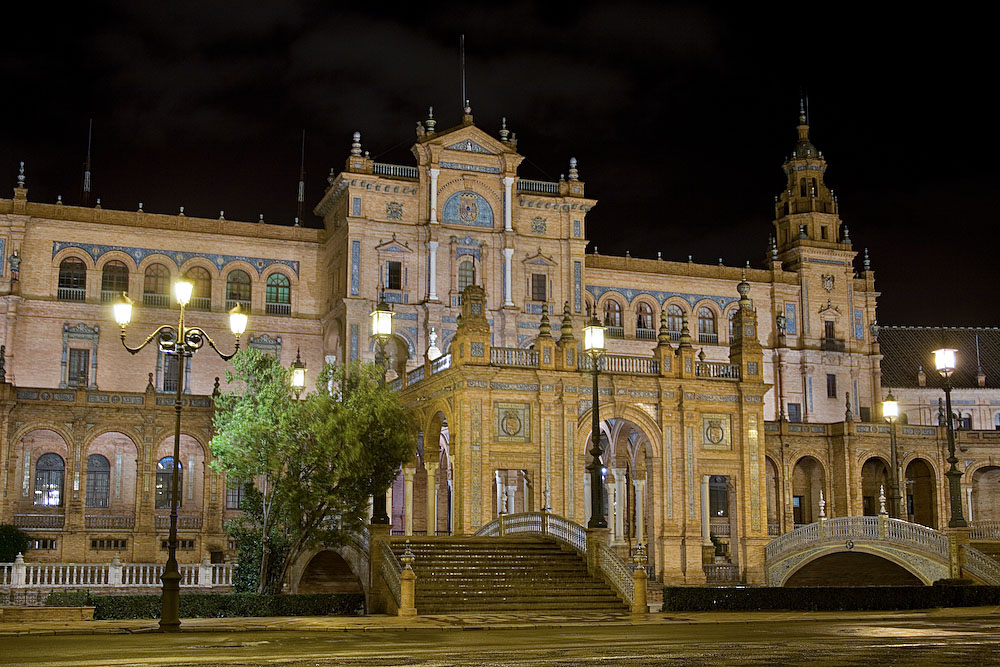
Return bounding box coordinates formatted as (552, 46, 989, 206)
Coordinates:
(0, 554, 232, 590)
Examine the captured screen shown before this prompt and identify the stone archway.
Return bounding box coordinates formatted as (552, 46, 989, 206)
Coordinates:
(905, 458, 937, 528)
(765, 456, 780, 535)
(293, 546, 367, 599)
(791, 456, 825, 526)
(972, 466, 1000, 522)
(860, 457, 890, 516)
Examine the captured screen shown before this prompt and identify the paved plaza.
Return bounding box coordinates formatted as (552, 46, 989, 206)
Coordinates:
(2, 607, 1000, 665)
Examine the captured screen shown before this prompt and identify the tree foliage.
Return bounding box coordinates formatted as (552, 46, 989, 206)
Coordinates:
(210, 349, 414, 593)
(0, 524, 30, 562)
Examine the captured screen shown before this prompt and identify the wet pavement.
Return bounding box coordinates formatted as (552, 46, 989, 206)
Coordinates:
(1, 607, 999, 665)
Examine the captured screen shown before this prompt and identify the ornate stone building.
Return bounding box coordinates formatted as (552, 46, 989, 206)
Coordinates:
(2, 103, 996, 587)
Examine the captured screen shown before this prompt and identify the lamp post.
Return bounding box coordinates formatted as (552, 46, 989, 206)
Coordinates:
(933, 347, 967, 528)
(290, 347, 307, 399)
(583, 316, 607, 529)
(882, 392, 901, 519)
(369, 296, 394, 525)
(113, 283, 247, 632)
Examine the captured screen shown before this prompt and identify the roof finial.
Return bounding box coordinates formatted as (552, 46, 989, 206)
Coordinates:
(863, 248, 871, 271)
(799, 96, 807, 124)
(296, 129, 306, 222)
(499, 116, 509, 142)
(327, 167, 335, 187)
(350, 131, 362, 156)
(16, 161, 25, 189)
(83, 118, 93, 205)
(568, 157, 579, 181)
(425, 106, 436, 133)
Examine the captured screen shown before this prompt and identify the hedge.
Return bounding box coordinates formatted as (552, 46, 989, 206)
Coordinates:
(662, 585, 1000, 612)
(45, 592, 365, 619)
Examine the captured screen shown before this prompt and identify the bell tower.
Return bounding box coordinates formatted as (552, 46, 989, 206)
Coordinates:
(772, 100, 847, 260)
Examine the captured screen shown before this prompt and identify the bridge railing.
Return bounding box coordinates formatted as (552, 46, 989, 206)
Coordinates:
(962, 545, 1000, 585)
(474, 512, 588, 554)
(970, 521, 1000, 540)
(765, 516, 950, 562)
(597, 543, 633, 606)
(377, 542, 402, 608)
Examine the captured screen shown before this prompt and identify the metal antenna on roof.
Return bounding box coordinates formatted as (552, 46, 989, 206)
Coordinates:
(82, 118, 93, 206)
(296, 129, 306, 223)
(460, 34, 466, 112)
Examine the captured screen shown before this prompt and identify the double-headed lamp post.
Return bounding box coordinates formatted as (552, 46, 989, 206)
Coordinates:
(934, 347, 967, 528)
(882, 392, 901, 519)
(583, 316, 608, 529)
(369, 297, 394, 525)
(113, 282, 247, 632)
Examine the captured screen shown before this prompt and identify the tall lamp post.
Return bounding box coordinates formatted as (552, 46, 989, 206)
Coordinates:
(882, 393, 901, 519)
(113, 283, 247, 632)
(933, 347, 967, 528)
(369, 296, 394, 525)
(583, 316, 607, 529)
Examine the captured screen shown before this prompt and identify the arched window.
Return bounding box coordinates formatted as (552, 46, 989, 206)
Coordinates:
(265, 273, 291, 315)
(603, 299, 622, 330)
(85, 454, 110, 508)
(799, 177, 807, 197)
(458, 261, 476, 292)
(185, 267, 212, 311)
(100, 261, 129, 302)
(698, 307, 717, 343)
(226, 270, 251, 311)
(57, 257, 87, 301)
(636, 302, 654, 339)
(34, 453, 65, 507)
(143, 263, 170, 307)
(667, 304, 683, 340)
(155, 457, 182, 510)
(811, 178, 818, 196)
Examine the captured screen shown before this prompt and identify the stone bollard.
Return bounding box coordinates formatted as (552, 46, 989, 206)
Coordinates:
(12, 552, 26, 586)
(631, 566, 648, 615)
(398, 541, 417, 617)
(199, 555, 213, 588)
(109, 554, 123, 586)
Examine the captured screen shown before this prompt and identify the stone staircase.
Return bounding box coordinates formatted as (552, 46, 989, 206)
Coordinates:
(388, 536, 628, 614)
(971, 541, 1000, 564)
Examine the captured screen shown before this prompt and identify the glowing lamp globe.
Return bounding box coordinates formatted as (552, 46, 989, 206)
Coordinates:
(583, 316, 606, 357)
(370, 300, 394, 340)
(113, 293, 134, 327)
(173, 280, 193, 307)
(882, 393, 899, 421)
(228, 304, 248, 336)
(934, 348, 957, 377)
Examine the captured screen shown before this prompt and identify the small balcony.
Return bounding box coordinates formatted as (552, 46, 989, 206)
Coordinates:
(155, 514, 203, 530)
(636, 328, 656, 341)
(57, 287, 85, 302)
(606, 325, 624, 339)
(14, 513, 65, 529)
(821, 337, 846, 352)
(188, 296, 211, 311)
(85, 514, 136, 530)
(265, 302, 291, 316)
(698, 332, 719, 344)
(143, 292, 170, 308)
(101, 289, 120, 303)
(225, 299, 251, 314)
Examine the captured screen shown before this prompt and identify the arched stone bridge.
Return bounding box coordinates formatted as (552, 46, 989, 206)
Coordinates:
(765, 516, 1000, 586)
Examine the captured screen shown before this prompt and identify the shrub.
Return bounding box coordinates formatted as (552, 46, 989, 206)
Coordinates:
(91, 592, 365, 620)
(662, 586, 1000, 612)
(45, 590, 95, 607)
(0, 524, 30, 562)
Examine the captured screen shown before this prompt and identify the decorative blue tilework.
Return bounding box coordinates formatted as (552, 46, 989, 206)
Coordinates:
(784, 303, 797, 335)
(0, 237, 5, 276)
(854, 309, 864, 340)
(456, 247, 481, 260)
(807, 257, 844, 265)
(807, 376, 814, 413)
(517, 321, 539, 329)
(352, 197, 361, 216)
(394, 312, 418, 320)
(586, 285, 738, 309)
(442, 316, 457, 324)
(517, 334, 533, 347)
(440, 161, 500, 174)
(442, 191, 494, 227)
(853, 379, 859, 410)
(574, 261, 582, 313)
(525, 303, 543, 314)
(384, 292, 408, 304)
(801, 279, 810, 335)
(350, 241, 361, 296)
(440, 329, 456, 351)
(52, 241, 299, 277)
(573, 220, 581, 238)
(349, 324, 359, 361)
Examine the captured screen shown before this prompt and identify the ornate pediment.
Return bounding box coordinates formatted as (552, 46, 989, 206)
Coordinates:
(375, 235, 413, 254)
(446, 139, 493, 154)
(522, 248, 556, 266)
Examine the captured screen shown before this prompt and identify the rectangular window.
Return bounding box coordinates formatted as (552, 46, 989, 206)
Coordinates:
(820, 226, 828, 239)
(68, 348, 89, 387)
(90, 539, 127, 551)
(226, 480, 245, 510)
(826, 374, 837, 399)
(28, 538, 57, 550)
(161, 539, 195, 551)
(386, 261, 402, 290)
(531, 273, 546, 302)
(824, 321, 836, 339)
(860, 406, 872, 423)
(787, 403, 802, 423)
(792, 496, 804, 525)
(163, 354, 179, 393)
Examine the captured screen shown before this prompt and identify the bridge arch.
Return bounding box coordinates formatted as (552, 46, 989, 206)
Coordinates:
(288, 540, 369, 604)
(779, 545, 932, 586)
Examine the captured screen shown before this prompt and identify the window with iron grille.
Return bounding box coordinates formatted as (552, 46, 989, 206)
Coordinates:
(531, 273, 546, 302)
(68, 348, 89, 388)
(85, 454, 110, 508)
(386, 261, 402, 290)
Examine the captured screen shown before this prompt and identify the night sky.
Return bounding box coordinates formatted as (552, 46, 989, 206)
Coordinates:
(2, 4, 994, 326)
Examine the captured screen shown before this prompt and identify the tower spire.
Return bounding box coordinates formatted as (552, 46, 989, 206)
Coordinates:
(296, 129, 306, 224)
(460, 34, 466, 112)
(82, 119, 93, 206)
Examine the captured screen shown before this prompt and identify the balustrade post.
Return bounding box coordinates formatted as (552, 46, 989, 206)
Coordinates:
(109, 554, 123, 586)
(398, 543, 417, 617)
(499, 513, 506, 537)
(199, 555, 213, 587)
(12, 553, 26, 587)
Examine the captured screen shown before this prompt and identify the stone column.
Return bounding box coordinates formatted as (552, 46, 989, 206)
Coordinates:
(429, 168, 439, 223)
(701, 475, 713, 562)
(403, 466, 415, 536)
(521, 471, 530, 513)
(367, 495, 374, 524)
(613, 468, 626, 545)
(386, 487, 393, 527)
(633, 478, 646, 544)
(427, 240, 439, 301)
(506, 485, 517, 516)
(584, 472, 592, 524)
(966, 487, 974, 522)
(502, 248, 515, 307)
(606, 476, 617, 542)
(425, 462, 438, 536)
(495, 471, 504, 515)
(502, 176, 514, 231)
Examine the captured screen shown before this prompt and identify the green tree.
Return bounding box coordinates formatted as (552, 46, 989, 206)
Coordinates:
(0, 524, 30, 562)
(210, 349, 414, 593)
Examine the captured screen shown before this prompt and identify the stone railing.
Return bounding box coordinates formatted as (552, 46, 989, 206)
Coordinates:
(490, 347, 539, 368)
(765, 516, 950, 562)
(373, 163, 418, 179)
(635, 328, 656, 341)
(704, 563, 740, 584)
(474, 512, 588, 554)
(154, 515, 204, 530)
(0, 555, 232, 589)
(768, 523, 781, 537)
(581, 354, 659, 375)
(962, 545, 1000, 585)
(970, 521, 1000, 540)
(597, 543, 634, 606)
(431, 354, 451, 375)
(388, 377, 402, 391)
(13, 514, 65, 529)
(377, 542, 402, 607)
(85, 515, 135, 530)
(517, 178, 559, 194)
(695, 361, 741, 379)
(406, 365, 425, 385)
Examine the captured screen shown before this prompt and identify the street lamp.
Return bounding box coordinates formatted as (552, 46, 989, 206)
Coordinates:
(369, 296, 394, 525)
(290, 347, 307, 399)
(933, 347, 967, 528)
(583, 315, 607, 529)
(113, 283, 247, 632)
(882, 392, 901, 519)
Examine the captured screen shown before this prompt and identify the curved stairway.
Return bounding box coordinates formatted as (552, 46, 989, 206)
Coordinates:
(388, 536, 628, 614)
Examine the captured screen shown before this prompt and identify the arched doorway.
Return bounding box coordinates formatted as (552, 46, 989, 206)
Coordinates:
(297, 550, 364, 594)
(972, 466, 1000, 522)
(791, 456, 825, 526)
(860, 457, 891, 516)
(765, 456, 780, 535)
(905, 459, 937, 528)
